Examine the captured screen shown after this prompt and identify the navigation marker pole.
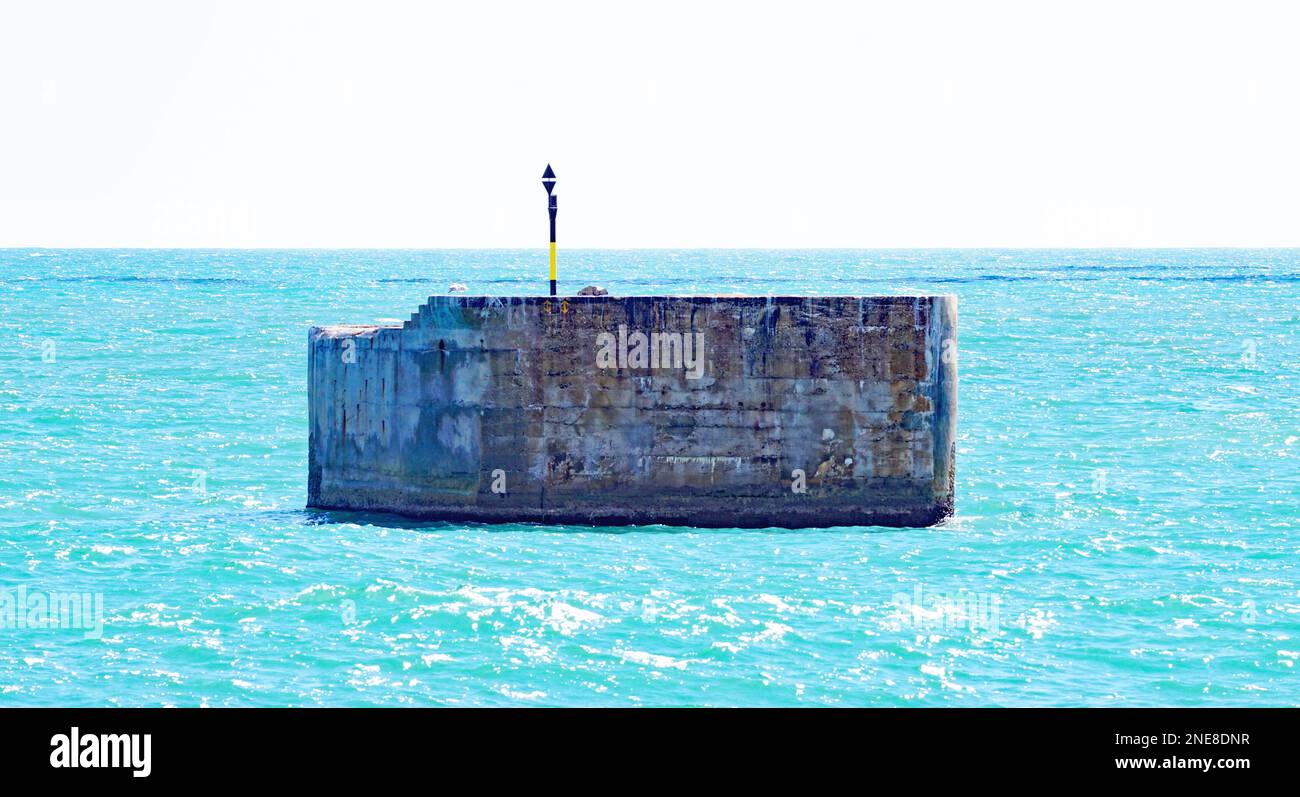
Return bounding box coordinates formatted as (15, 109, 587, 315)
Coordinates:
(543, 164, 557, 296)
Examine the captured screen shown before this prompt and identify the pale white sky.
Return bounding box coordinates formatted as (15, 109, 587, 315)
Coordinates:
(1, 0, 1297, 247)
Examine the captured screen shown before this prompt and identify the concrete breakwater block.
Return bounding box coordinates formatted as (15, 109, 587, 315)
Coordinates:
(307, 295, 957, 528)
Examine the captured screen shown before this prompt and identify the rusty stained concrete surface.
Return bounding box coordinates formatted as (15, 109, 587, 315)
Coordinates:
(308, 294, 957, 528)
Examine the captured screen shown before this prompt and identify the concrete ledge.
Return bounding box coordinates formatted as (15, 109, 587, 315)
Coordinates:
(307, 295, 957, 528)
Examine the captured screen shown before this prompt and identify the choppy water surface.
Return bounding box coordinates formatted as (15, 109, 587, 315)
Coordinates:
(1, 249, 1296, 706)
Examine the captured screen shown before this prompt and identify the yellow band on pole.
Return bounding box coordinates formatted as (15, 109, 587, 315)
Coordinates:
(549, 242, 557, 281)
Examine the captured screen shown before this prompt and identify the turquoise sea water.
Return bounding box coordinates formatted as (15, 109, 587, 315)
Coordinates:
(1, 249, 1297, 706)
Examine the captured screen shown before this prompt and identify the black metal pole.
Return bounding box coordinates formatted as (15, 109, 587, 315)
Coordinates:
(543, 164, 557, 297)
(549, 194, 557, 297)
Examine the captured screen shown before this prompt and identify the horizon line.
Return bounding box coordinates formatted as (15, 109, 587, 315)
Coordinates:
(6, 245, 1300, 252)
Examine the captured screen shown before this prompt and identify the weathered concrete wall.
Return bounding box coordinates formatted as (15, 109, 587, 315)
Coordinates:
(308, 295, 957, 528)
